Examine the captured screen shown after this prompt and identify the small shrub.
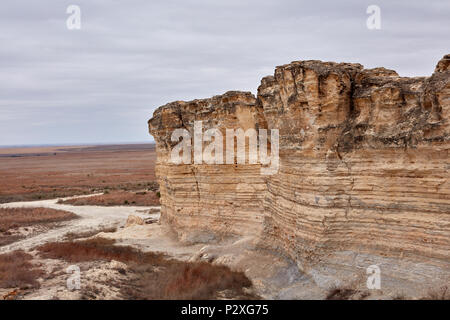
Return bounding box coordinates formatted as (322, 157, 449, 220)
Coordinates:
(0, 250, 44, 289)
(64, 226, 117, 241)
(58, 191, 159, 207)
(326, 287, 356, 300)
(37, 238, 257, 300)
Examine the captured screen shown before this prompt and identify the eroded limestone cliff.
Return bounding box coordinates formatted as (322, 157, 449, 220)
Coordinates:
(149, 92, 267, 242)
(149, 55, 449, 289)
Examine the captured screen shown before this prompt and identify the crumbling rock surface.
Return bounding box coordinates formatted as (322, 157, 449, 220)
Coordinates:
(149, 92, 267, 242)
(149, 55, 449, 290)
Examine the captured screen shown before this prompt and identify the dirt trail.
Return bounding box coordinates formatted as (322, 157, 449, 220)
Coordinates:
(0, 195, 160, 253)
(0, 195, 325, 299)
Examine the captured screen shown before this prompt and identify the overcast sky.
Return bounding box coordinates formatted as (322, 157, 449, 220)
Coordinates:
(0, 0, 448, 146)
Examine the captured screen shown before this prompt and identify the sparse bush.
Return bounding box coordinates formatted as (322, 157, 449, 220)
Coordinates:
(159, 262, 253, 300)
(146, 181, 159, 191)
(37, 238, 257, 300)
(0, 250, 44, 289)
(80, 285, 103, 300)
(58, 191, 160, 207)
(0, 234, 22, 247)
(37, 238, 143, 263)
(0, 145, 158, 205)
(0, 207, 78, 232)
(422, 286, 449, 300)
(326, 287, 356, 300)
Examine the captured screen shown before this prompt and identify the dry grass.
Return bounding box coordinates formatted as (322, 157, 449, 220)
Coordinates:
(0, 250, 44, 289)
(422, 286, 449, 300)
(125, 261, 255, 300)
(0, 207, 78, 232)
(0, 207, 78, 246)
(80, 285, 103, 300)
(37, 238, 146, 263)
(58, 191, 160, 207)
(37, 238, 257, 300)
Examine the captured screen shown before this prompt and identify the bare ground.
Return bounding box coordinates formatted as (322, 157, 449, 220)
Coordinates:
(0, 195, 440, 300)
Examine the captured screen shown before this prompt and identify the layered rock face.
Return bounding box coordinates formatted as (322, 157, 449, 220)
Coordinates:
(149, 92, 268, 242)
(149, 55, 449, 286)
(259, 59, 449, 264)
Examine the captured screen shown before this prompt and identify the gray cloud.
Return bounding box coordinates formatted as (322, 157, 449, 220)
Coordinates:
(0, 0, 448, 145)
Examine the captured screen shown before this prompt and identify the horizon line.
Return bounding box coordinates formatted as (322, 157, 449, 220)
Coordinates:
(0, 141, 156, 149)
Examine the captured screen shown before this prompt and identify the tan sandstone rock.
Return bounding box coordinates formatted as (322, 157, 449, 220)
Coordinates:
(149, 55, 450, 291)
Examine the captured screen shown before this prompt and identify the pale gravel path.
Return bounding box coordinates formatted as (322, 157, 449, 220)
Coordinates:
(0, 195, 160, 253)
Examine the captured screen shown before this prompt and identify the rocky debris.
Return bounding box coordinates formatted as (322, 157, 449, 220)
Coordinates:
(125, 215, 144, 228)
(149, 55, 450, 292)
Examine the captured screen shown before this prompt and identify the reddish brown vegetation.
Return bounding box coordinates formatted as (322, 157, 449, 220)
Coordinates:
(325, 286, 373, 300)
(0, 207, 78, 232)
(58, 191, 160, 207)
(0, 235, 22, 247)
(0, 250, 44, 289)
(0, 144, 157, 203)
(422, 286, 450, 300)
(37, 238, 256, 300)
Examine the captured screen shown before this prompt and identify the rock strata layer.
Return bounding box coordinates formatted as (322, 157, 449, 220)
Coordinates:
(149, 55, 449, 290)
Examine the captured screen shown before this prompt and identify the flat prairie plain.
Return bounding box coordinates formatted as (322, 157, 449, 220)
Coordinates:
(0, 144, 157, 203)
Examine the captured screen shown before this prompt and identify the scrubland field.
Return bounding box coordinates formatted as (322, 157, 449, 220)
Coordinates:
(1, 144, 444, 301)
(0, 144, 158, 203)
